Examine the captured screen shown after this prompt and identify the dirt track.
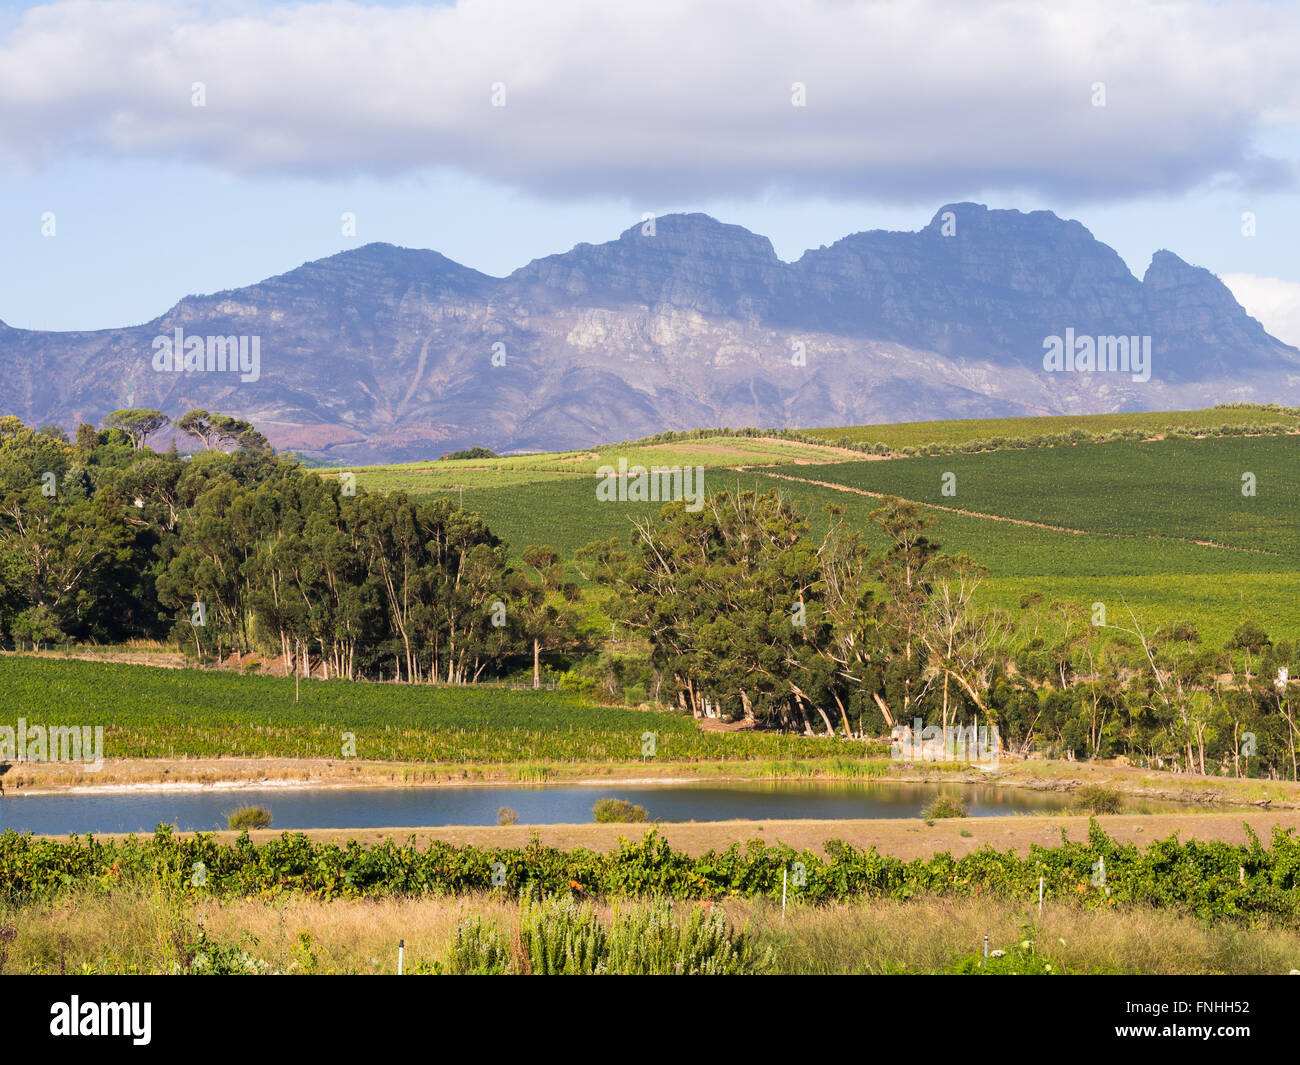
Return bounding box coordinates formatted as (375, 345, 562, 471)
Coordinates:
(68, 810, 1300, 859)
(762, 471, 1278, 555)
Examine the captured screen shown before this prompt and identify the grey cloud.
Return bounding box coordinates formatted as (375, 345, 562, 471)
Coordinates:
(0, 0, 1296, 203)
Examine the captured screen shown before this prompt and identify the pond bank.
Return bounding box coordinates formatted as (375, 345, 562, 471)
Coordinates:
(28, 810, 1300, 861)
(2, 780, 1077, 835)
(4, 755, 1297, 810)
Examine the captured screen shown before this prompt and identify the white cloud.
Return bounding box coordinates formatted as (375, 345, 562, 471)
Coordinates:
(0, 0, 1297, 202)
(1222, 273, 1300, 348)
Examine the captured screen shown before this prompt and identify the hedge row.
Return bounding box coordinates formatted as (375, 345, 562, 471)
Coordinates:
(3, 823, 1299, 922)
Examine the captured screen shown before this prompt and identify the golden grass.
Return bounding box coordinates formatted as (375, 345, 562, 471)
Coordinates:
(753, 896, 1300, 974)
(5, 889, 1300, 975)
(8, 753, 907, 793)
(995, 758, 1300, 807)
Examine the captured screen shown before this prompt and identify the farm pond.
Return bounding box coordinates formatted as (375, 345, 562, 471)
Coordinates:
(0, 780, 1076, 835)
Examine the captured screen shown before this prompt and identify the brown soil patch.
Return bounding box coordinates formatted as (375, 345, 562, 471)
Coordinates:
(752, 435, 883, 461)
(696, 717, 756, 732)
(9, 648, 187, 669)
(71, 810, 1300, 860)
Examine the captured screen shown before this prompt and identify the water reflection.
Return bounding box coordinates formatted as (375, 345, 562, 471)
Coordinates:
(0, 780, 1076, 836)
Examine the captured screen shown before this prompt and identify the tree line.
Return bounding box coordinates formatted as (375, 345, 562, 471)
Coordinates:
(577, 490, 1298, 779)
(0, 413, 1296, 778)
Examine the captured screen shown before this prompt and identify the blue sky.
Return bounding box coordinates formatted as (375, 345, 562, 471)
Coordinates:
(2, 0, 1299, 341)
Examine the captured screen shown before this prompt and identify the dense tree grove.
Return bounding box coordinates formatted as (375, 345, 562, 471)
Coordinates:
(576, 491, 1298, 778)
(0, 415, 1296, 778)
(0, 414, 578, 686)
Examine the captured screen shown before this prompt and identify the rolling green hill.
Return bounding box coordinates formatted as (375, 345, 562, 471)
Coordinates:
(334, 436, 855, 495)
(325, 409, 1299, 644)
(798, 405, 1300, 452)
(786, 436, 1300, 555)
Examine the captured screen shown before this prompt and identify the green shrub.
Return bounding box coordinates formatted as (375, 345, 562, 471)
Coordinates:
(474, 897, 766, 975)
(922, 795, 968, 820)
(439, 446, 499, 460)
(227, 806, 272, 831)
(446, 916, 510, 975)
(292, 930, 319, 973)
(1075, 785, 1123, 815)
(948, 926, 1061, 975)
(604, 900, 770, 975)
(519, 895, 606, 975)
(183, 927, 269, 975)
(593, 798, 648, 823)
(12, 605, 63, 650)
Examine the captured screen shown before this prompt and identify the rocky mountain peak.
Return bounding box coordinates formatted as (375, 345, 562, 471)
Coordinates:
(613, 212, 779, 260)
(508, 212, 786, 315)
(1141, 249, 1282, 375)
(1, 204, 1296, 462)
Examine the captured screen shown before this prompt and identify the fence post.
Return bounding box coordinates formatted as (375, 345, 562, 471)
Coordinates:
(398, 938, 404, 976)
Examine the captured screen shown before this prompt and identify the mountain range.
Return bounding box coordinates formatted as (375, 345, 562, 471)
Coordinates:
(2, 202, 1298, 463)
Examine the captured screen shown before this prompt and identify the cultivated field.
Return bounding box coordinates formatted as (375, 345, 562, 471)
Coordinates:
(787, 436, 1300, 554)
(329, 416, 1299, 644)
(0, 657, 878, 768)
(799, 405, 1300, 451)
(332, 435, 858, 495)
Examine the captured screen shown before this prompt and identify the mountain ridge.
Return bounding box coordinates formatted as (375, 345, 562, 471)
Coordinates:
(1, 203, 1297, 463)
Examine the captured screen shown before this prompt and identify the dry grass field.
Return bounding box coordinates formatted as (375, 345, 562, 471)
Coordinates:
(7, 887, 1300, 975)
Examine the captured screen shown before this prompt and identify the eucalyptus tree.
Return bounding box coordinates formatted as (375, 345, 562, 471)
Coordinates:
(919, 553, 1007, 734)
(511, 545, 582, 689)
(0, 420, 135, 643)
(410, 498, 510, 685)
(582, 489, 842, 732)
(766, 504, 880, 737)
(866, 497, 940, 727)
